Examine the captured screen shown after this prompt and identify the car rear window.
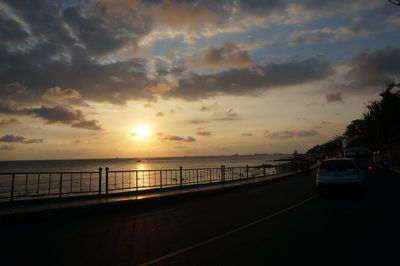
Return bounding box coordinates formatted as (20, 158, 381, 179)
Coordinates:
(320, 160, 355, 171)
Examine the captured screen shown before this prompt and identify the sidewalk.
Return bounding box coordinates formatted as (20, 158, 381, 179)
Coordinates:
(0, 170, 303, 223)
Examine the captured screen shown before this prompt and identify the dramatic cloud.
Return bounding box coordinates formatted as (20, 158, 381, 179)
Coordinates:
(0, 0, 156, 105)
(0, 118, 20, 126)
(344, 46, 400, 90)
(0, 0, 385, 108)
(188, 42, 254, 69)
(156, 132, 196, 142)
(326, 93, 344, 103)
(265, 130, 318, 139)
(24, 106, 102, 130)
(163, 58, 332, 100)
(196, 131, 211, 136)
(42, 86, 81, 101)
(0, 134, 43, 144)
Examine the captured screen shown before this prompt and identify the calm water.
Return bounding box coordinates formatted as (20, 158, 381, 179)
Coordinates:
(0, 154, 289, 173)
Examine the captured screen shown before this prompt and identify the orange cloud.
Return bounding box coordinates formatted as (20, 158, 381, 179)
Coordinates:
(188, 42, 254, 69)
(42, 86, 81, 101)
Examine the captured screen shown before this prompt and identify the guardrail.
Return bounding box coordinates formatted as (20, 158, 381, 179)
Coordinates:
(0, 162, 297, 202)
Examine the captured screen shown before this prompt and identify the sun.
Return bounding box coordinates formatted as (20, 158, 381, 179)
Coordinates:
(131, 125, 150, 141)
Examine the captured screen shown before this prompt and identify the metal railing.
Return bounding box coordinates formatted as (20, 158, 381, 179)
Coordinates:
(0, 169, 103, 202)
(0, 163, 297, 202)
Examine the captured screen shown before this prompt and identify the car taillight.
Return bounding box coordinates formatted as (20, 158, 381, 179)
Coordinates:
(368, 166, 373, 170)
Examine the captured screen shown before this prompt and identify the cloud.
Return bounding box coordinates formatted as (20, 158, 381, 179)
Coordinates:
(188, 119, 207, 124)
(0, 0, 385, 108)
(213, 109, 241, 121)
(0, 118, 20, 126)
(296, 130, 319, 137)
(266, 130, 296, 139)
(288, 24, 374, 46)
(343, 46, 400, 90)
(155, 112, 164, 117)
(196, 131, 211, 136)
(387, 13, 400, 25)
(71, 119, 102, 131)
(143, 103, 153, 109)
(241, 133, 253, 137)
(157, 132, 196, 142)
(163, 57, 332, 100)
(200, 102, 218, 112)
(0, 134, 43, 144)
(42, 86, 81, 101)
(326, 93, 344, 103)
(144, 0, 220, 29)
(188, 42, 254, 69)
(0, 98, 20, 115)
(265, 130, 318, 139)
(0, 0, 156, 105)
(169, 107, 183, 115)
(0, 144, 15, 151)
(23, 106, 102, 130)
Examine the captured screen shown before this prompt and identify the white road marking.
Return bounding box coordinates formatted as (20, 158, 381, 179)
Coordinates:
(139, 194, 319, 266)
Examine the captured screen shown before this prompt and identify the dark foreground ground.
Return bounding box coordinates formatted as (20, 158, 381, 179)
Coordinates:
(1, 169, 399, 266)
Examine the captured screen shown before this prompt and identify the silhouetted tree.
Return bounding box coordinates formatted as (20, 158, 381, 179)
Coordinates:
(360, 82, 400, 151)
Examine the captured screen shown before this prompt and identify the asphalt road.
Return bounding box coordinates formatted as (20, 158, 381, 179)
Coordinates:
(2, 169, 399, 266)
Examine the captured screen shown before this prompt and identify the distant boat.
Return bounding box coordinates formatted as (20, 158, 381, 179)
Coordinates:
(137, 160, 142, 162)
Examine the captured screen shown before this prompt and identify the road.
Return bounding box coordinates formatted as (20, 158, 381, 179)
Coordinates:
(2, 170, 400, 266)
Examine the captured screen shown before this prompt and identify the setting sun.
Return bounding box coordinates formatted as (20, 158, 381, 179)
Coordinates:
(131, 125, 150, 141)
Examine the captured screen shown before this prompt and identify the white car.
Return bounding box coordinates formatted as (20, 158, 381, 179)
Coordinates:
(316, 158, 366, 195)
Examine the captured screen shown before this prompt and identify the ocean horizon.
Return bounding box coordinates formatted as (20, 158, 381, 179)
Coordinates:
(0, 154, 291, 173)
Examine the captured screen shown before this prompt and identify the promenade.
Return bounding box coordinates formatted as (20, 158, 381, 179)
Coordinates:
(2, 169, 399, 266)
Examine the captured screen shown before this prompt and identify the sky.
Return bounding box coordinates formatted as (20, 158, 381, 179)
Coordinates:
(0, 0, 400, 160)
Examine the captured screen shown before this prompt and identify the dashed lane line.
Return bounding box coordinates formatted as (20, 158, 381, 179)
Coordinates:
(139, 194, 319, 266)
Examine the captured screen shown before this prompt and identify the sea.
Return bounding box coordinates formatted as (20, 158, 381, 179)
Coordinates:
(0, 154, 290, 173)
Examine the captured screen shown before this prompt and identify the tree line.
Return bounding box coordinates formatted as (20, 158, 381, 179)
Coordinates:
(307, 82, 400, 157)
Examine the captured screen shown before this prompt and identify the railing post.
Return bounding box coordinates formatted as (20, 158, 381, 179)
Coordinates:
(10, 173, 15, 202)
(136, 171, 138, 191)
(246, 165, 249, 179)
(98, 168, 102, 195)
(221, 165, 225, 182)
(179, 166, 183, 187)
(160, 170, 163, 189)
(263, 164, 266, 177)
(59, 172, 63, 198)
(105, 167, 109, 194)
